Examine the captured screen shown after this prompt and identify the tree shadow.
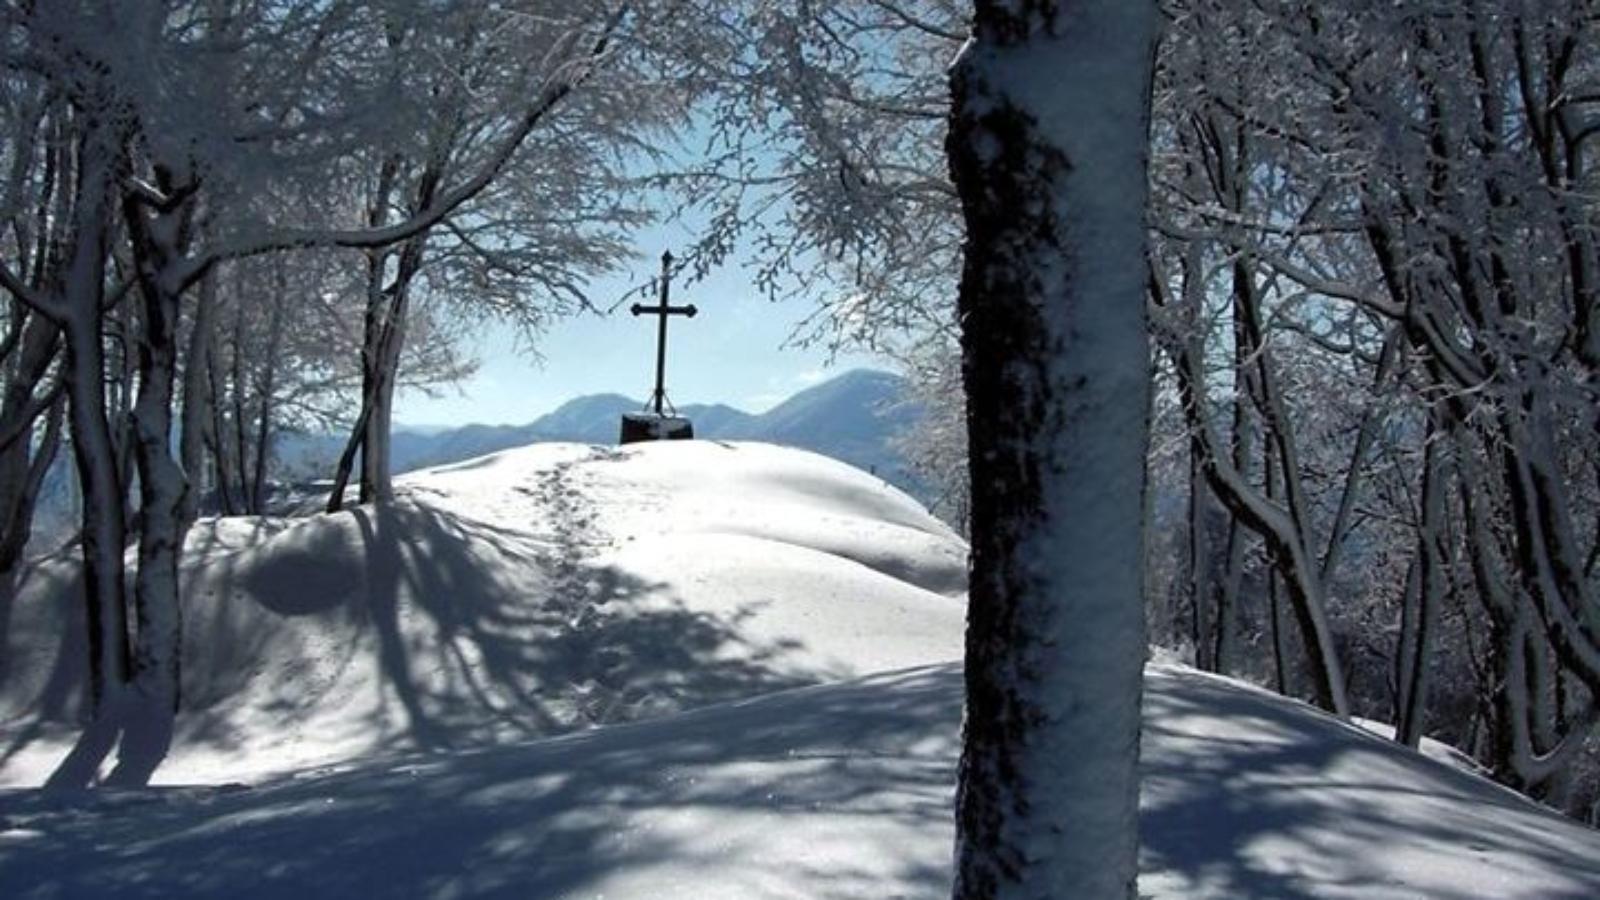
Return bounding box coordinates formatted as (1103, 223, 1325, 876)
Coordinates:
(0, 665, 964, 900)
(5, 664, 1600, 898)
(2, 475, 839, 786)
(327, 499, 831, 754)
(0, 564, 85, 771)
(1138, 666, 1600, 899)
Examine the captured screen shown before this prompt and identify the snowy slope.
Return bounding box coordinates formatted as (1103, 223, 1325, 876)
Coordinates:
(4, 663, 1599, 899)
(3, 439, 1598, 898)
(0, 442, 965, 787)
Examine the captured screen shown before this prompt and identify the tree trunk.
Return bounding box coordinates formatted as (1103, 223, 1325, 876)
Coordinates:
(109, 306, 140, 536)
(1213, 515, 1247, 675)
(1169, 336, 1349, 714)
(359, 350, 396, 504)
(178, 267, 217, 528)
(108, 185, 198, 786)
(359, 205, 431, 506)
(0, 396, 63, 688)
(948, 3, 1156, 897)
(205, 341, 239, 517)
(248, 270, 287, 513)
(230, 298, 252, 510)
(50, 312, 135, 789)
(1264, 447, 1291, 697)
(1396, 423, 1446, 748)
(325, 403, 369, 514)
(1188, 449, 1214, 670)
(0, 308, 62, 682)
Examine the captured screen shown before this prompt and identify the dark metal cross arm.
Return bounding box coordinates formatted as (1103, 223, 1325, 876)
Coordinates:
(630, 302, 698, 318)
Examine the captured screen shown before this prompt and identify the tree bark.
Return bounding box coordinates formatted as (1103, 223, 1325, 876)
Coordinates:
(108, 179, 199, 786)
(0, 305, 62, 675)
(1264, 444, 1292, 697)
(179, 267, 217, 528)
(205, 339, 240, 517)
(1396, 421, 1446, 748)
(0, 394, 63, 688)
(51, 291, 135, 789)
(948, 3, 1157, 897)
(248, 269, 288, 512)
(1188, 446, 1214, 670)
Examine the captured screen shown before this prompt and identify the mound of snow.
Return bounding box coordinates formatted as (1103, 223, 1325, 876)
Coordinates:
(0, 442, 965, 787)
(5, 662, 1598, 899)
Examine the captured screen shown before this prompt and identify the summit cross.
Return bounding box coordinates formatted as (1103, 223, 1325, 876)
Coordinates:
(630, 250, 698, 416)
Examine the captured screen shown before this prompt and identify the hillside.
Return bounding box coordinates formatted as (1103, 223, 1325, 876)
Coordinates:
(0, 442, 964, 786)
(3, 441, 1599, 898)
(8, 662, 1599, 899)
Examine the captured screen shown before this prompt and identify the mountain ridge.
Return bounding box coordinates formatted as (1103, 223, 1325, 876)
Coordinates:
(282, 368, 923, 497)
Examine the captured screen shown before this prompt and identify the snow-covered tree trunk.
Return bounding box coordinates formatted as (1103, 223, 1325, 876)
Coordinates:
(359, 353, 396, 504)
(359, 276, 414, 506)
(948, 2, 1157, 897)
(47, 128, 137, 787)
(111, 175, 200, 785)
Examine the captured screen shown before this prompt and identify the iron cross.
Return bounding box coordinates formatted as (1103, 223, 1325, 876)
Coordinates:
(631, 250, 698, 416)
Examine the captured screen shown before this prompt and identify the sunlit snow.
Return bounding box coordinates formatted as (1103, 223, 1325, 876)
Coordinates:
(3, 442, 1596, 898)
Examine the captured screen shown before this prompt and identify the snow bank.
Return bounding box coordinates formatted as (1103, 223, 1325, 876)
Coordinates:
(0, 442, 966, 786)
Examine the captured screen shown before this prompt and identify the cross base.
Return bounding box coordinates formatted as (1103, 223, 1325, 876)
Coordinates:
(619, 412, 695, 444)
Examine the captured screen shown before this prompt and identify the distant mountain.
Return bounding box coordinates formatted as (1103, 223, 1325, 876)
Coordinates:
(22, 370, 930, 553)
(671, 402, 754, 437)
(718, 369, 917, 481)
(526, 393, 639, 443)
(277, 369, 926, 501)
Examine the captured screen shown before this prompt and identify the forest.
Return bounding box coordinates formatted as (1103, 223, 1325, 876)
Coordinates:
(1, 1, 1597, 897)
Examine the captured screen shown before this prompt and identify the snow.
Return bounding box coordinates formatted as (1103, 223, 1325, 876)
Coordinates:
(1, 442, 965, 787)
(947, 2, 1158, 891)
(3, 440, 1598, 897)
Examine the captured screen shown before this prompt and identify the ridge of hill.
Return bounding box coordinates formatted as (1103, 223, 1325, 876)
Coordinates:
(279, 369, 920, 493)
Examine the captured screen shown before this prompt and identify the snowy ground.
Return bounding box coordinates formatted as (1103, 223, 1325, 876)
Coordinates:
(1, 442, 966, 786)
(3, 441, 1598, 897)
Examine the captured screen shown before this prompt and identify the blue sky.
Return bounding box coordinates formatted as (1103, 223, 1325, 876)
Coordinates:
(394, 242, 886, 428)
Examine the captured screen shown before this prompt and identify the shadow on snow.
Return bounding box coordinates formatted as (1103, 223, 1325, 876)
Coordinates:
(2, 471, 830, 785)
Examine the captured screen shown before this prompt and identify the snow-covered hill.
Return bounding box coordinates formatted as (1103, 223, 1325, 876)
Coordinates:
(1, 441, 963, 786)
(3, 441, 1598, 898)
